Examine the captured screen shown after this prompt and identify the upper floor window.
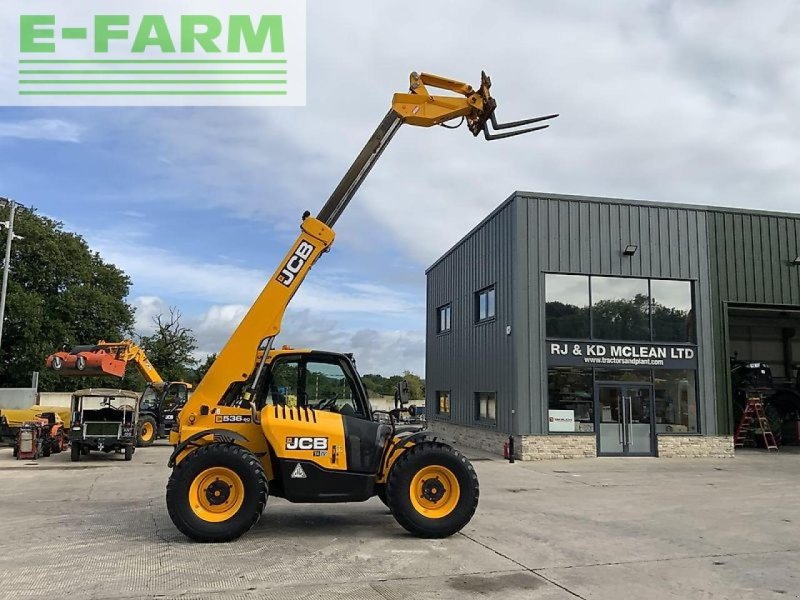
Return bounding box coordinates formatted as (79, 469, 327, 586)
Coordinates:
(591, 276, 650, 341)
(437, 304, 452, 333)
(544, 274, 695, 343)
(545, 274, 590, 339)
(476, 286, 496, 322)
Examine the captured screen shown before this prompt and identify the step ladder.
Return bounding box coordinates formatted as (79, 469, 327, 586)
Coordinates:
(734, 395, 778, 450)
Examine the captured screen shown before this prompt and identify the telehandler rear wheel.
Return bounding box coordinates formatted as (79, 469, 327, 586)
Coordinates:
(166, 443, 268, 543)
(386, 442, 479, 538)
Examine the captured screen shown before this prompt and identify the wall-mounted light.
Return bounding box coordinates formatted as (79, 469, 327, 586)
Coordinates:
(792, 256, 800, 266)
(623, 244, 639, 257)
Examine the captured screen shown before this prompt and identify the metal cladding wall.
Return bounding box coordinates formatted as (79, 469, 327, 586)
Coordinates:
(425, 200, 516, 432)
(513, 193, 717, 436)
(706, 211, 800, 433)
(426, 190, 800, 438)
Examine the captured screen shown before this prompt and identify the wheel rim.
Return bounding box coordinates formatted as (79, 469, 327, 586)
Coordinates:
(409, 465, 460, 519)
(141, 422, 154, 442)
(189, 467, 245, 523)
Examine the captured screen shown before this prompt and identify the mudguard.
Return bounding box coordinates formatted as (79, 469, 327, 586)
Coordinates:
(168, 429, 249, 467)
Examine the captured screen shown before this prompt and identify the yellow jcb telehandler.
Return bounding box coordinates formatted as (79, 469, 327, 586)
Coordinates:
(165, 71, 557, 542)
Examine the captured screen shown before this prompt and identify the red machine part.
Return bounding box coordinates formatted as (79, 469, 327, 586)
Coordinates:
(15, 424, 41, 460)
(46, 348, 127, 378)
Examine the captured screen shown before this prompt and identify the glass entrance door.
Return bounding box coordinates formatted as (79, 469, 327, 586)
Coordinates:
(596, 384, 655, 456)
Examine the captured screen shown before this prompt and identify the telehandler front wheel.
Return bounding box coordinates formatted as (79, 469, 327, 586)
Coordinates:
(166, 443, 268, 543)
(137, 416, 157, 447)
(386, 442, 479, 538)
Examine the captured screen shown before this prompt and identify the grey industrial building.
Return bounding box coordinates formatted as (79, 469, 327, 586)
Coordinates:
(426, 192, 800, 459)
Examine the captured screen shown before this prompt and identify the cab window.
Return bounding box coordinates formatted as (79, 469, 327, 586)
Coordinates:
(304, 359, 363, 417)
(265, 360, 300, 407)
(162, 385, 188, 412)
(140, 386, 159, 411)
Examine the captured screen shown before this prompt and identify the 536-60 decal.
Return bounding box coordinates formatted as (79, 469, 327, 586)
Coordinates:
(215, 415, 252, 424)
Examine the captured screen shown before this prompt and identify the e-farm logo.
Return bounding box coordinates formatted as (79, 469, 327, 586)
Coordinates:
(1, 0, 306, 106)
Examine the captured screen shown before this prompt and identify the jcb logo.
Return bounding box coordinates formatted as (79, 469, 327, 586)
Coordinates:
(285, 436, 328, 451)
(277, 241, 315, 287)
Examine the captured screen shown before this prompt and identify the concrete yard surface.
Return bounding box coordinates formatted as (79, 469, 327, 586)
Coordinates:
(1, 445, 799, 599)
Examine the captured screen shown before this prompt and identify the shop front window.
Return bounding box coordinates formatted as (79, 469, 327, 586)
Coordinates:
(545, 274, 590, 339)
(591, 276, 650, 341)
(548, 368, 593, 432)
(651, 280, 695, 343)
(654, 370, 698, 433)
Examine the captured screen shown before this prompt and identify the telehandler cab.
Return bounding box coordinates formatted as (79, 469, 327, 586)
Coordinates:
(166, 71, 557, 542)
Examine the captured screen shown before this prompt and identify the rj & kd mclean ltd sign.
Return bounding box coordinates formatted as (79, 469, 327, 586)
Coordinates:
(1, 0, 306, 106)
(547, 341, 697, 369)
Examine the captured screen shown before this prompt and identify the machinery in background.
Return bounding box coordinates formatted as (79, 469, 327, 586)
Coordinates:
(69, 389, 140, 462)
(731, 358, 800, 445)
(14, 422, 44, 460)
(164, 70, 556, 543)
(46, 340, 191, 446)
(9, 411, 68, 459)
(0, 406, 71, 447)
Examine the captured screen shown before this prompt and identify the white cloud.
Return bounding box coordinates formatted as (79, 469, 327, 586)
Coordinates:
(132, 298, 424, 376)
(189, 304, 424, 376)
(0, 119, 83, 143)
(132, 296, 169, 334)
(89, 232, 422, 319)
(106, 1, 800, 265)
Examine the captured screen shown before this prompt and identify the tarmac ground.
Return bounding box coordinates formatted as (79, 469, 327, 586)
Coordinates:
(1, 443, 798, 599)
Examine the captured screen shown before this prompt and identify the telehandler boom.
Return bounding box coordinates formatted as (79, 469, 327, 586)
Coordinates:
(166, 71, 557, 542)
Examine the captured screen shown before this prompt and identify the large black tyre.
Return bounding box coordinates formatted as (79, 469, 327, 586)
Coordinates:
(70, 443, 81, 462)
(136, 416, 157, 447)
(42, 443, 51, 458)
(386, 442, 479, 538)
(376, 485, 389, 507)
(166, 444, 268, 543)
(124, 445, 134, 461)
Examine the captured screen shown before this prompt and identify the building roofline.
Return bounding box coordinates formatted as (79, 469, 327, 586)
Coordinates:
(514, 190, 800, 220)
(425, 192, 517, 274)
(426, 190, 800, 273)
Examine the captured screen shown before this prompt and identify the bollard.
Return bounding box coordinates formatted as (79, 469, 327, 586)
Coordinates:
(508, 435, 515, 464)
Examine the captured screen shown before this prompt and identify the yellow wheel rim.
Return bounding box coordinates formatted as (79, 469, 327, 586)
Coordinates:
(141, 422, 154, 442)
(409, 465, 460, 519)
(188, 467, 245, 523)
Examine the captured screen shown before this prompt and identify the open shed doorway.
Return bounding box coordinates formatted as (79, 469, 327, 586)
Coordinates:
(728, 305, 800, 446)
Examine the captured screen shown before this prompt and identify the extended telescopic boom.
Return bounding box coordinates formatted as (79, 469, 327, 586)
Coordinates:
(182, 71, 557, 417)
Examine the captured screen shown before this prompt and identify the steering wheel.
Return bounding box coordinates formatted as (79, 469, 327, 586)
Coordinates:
(313, 395, 338, 411)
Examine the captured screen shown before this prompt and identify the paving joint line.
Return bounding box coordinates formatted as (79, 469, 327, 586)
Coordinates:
(546, 546, 800, 571)
(457, 531, 587, 600)
(106, 567, 525, 600)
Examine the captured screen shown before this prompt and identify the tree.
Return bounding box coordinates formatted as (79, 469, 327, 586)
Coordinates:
(139, 307, 198, 383)
(403, 371, 425, 401)
(0, 205, 135, 390)
(193, 353, 217, 384)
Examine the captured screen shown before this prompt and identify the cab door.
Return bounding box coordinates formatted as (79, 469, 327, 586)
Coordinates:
(159, 383, 189, 434)
(259, 353, 389, 502)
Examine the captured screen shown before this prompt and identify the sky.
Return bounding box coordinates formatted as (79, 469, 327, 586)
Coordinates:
(1, 1, 799, 376)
